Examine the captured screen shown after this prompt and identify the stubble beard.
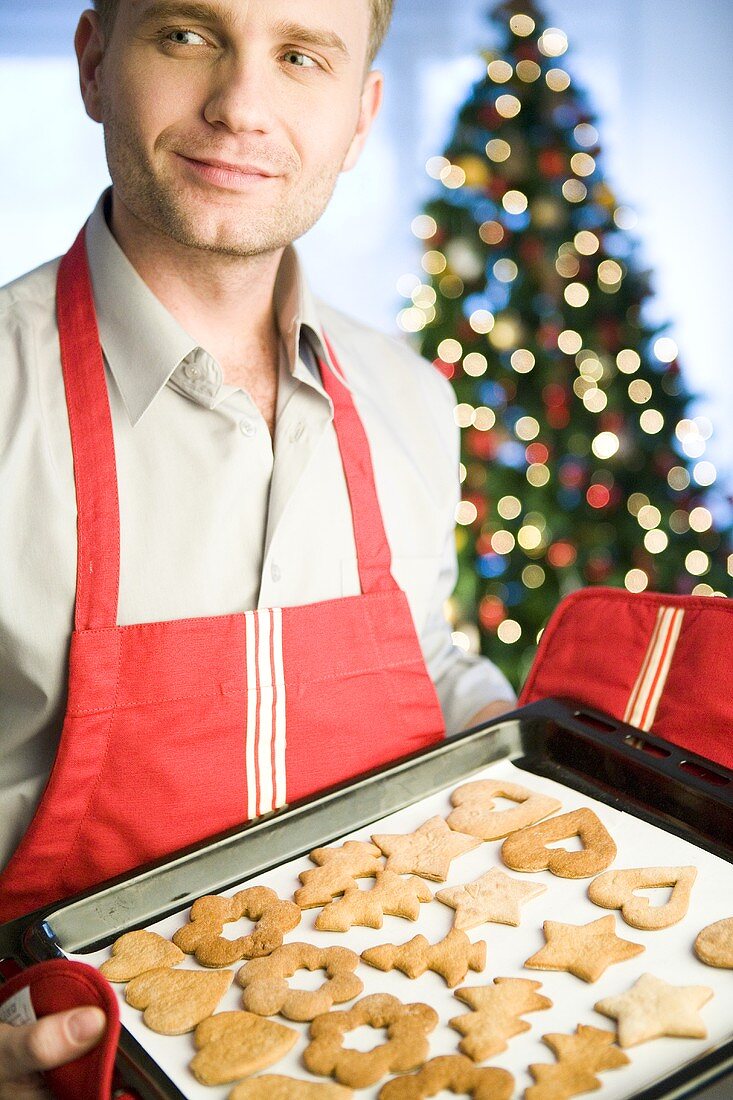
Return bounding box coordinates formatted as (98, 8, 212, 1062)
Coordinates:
(101, 110, 344, 259)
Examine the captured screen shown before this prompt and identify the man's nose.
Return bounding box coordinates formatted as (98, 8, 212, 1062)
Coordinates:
(203, 54, 276, 134)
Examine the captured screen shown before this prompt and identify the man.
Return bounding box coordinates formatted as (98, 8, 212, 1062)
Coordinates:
(0, 0, 513, 1088)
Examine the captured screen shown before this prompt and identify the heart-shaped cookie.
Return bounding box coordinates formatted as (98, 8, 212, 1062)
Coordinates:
(447, 779, 562, 841)
(588, 866, 697, 929)
(501, 808, 616, 879)
(99, 930, 184, 982)
(190, 1010, 298, 1085)
(125, 967, 232, 1034)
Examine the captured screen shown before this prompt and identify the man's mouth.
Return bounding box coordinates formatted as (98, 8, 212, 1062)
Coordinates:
(183, 155, 277, 177)
(177, 154, 282, 190)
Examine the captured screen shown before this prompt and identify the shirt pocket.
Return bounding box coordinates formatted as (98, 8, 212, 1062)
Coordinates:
(341, 556, 442, 634)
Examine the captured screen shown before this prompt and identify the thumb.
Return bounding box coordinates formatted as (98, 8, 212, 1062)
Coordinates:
(0, 1007, 107, 1081)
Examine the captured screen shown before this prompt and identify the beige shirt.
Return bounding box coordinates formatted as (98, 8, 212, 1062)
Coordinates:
(0, 190, 514, 872)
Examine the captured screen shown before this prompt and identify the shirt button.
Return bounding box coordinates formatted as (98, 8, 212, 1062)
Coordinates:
(184, 363, 201, 380)
(239, 418, 256, 437)
(290, 421, 306, 443)
(271, 562, 282, 582)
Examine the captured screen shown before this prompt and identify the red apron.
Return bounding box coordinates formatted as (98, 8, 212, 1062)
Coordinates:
(0, 228, 445, 923)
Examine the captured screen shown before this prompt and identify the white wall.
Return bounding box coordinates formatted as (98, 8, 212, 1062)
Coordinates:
(2, 0, 731, 481)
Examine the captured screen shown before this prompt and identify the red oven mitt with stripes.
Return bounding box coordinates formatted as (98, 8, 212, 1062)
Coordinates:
(519, 586, 733, 768)
(0, 959, 119, 1099)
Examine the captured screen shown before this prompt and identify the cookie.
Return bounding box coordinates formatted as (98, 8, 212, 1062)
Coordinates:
(449, 977, 552, 1060)
(378, 1054, 514, 1099)
(230, 1079, 352, 1100)
(236, 942, 363, 1020)
(190, 1010, 298, 1086)
(361, 929, 486, 988)
(526, 1062, 600, 1100)
(447, 779, 562, 840)
(371, 816, 481, 882)
(173, 886, 301, 966)
(501, 808, 616, 878)
(524, 915, 645, 983)
(527, 1025, 629, 1099)
(315, 870, 432, 932)
(594, 972, 714, 1047)
(587, 866, 697, 929)
(125, 967, 232, 1034)
(436, 867, 546, 930)
(295, 842, 384, 909)
(99, 930, 184, 982)
(303, 993, 439, 1088)
(694, 917, 733, 968)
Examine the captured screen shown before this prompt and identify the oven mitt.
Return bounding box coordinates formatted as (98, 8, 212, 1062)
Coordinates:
(0, 958, 120, 1099)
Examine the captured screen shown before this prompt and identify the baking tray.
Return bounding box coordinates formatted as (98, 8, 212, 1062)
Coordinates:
(1, 697, 732, 1099)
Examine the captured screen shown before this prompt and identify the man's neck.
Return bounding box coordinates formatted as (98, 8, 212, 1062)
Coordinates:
(108, 190, 283, 392)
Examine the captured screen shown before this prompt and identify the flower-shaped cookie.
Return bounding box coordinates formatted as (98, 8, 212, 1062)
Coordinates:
(236, 942, 363, 1020)
(173, 886, 300, 966)
(304, 993, 438, 1087)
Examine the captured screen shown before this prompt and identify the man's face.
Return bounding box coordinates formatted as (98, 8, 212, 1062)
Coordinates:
(78, 0, 382, 256)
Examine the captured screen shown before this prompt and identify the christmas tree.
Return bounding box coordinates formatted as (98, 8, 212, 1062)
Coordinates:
(401, 0, 732, 689)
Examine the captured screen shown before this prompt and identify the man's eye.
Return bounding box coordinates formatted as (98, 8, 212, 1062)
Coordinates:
(165, 28, 207, 46)
(282, 50, 317, 68)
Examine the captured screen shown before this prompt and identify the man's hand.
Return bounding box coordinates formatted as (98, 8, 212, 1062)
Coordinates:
(465, 699, 516, 729)
(0, 1006, 106, 1099)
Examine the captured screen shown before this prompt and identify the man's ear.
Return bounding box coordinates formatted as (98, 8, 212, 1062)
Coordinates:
(75, 9, 107, 123)
(342, 69, 384, 173)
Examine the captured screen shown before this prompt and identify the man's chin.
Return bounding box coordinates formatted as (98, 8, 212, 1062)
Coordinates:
(136, 204, 288, 257)
(169, 225, 293, 258)
(114, 175, 323, 257)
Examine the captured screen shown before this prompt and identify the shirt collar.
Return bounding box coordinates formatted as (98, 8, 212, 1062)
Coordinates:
(273, 241, 332, 387)
(84, 188, 337, 426)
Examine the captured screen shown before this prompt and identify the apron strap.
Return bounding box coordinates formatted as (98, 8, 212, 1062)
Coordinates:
(318, 335, 399, 596)
(57, 227, 121, 631)
(56, 228, 397, 627)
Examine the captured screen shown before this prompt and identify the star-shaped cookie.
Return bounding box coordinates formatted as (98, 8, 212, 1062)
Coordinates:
(594, 972, 714, 1047)
(524, 915, 645, 982)
(371, 816, 481, 881)
(436, 867, 546, 929)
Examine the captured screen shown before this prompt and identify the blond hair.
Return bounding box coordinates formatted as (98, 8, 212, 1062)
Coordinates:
(92, 1, 394, 66)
